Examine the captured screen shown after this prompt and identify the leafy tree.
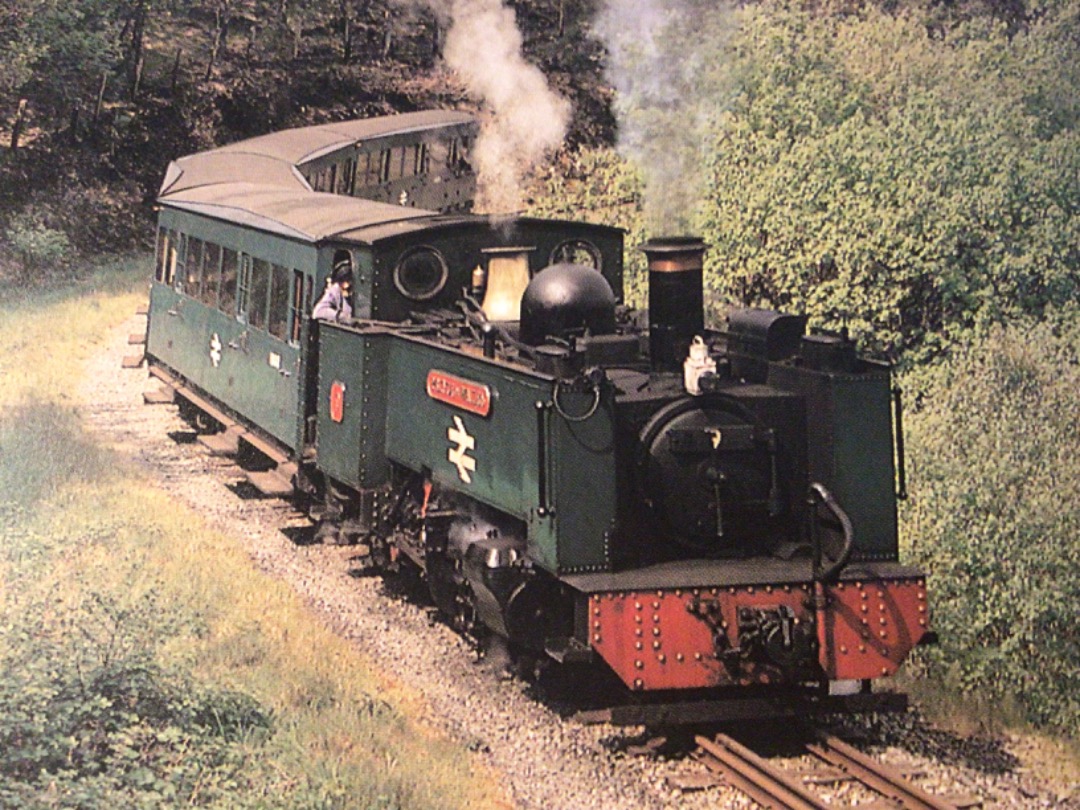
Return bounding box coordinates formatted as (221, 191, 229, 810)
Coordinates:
(695, 1, 1080, 362)
(0, 0, 44, 108)
(13, 0, 123, 125)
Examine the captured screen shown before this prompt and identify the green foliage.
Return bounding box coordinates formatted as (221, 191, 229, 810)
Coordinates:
(900, 307, 1080, 735)
(0, 591, 273, 809)
(695, 1, 1080, 361)
(525, 2, 1080, 738)
(2, 0, 123, 119)
(0, 405, 275, 808)
(5, 215, 74, 276)
(0, 1, 44, 100)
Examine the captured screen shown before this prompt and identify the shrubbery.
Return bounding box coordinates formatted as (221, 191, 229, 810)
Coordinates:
(0, 271, 506, 808)
(5, 216, 73, 275)
(900, 309, 1080, 735)
(0, 404, 277, 808)
(0, 588, 273, 808)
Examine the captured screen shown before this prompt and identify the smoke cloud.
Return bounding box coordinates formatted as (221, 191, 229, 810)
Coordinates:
(594, 0, 737, 234)
(415, 0, 571, 214)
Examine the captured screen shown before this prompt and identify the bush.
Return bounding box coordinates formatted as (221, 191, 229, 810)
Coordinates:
(900, 307, 1080, 735)
(6, 217, 74, 275)
(0, 404, 277, 807)
(56, 183, 150, 254)
(0, 590, 275, 809)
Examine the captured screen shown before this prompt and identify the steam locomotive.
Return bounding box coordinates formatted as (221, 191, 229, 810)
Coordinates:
(144, 111, 932, 722)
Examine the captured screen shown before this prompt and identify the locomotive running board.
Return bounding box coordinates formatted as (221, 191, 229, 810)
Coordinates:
(574, 691, 907, 727)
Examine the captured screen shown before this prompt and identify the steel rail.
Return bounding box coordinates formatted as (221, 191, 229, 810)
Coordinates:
(807, 732, 960, 810)
(694, 734, 830, 810)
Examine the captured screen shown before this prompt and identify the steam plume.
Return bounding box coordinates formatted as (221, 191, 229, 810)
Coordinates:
(594, 0, 737, 233)
(415, 0, 571, 214)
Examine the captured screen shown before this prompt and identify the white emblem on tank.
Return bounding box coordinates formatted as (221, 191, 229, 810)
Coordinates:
(447, 415, 477, 484)
(210, 333, 222, 368)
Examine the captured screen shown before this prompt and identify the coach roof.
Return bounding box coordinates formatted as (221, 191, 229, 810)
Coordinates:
(156, 110, 475, 243)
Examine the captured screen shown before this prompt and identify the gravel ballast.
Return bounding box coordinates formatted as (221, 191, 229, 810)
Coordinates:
(78, 314, 1077, 809)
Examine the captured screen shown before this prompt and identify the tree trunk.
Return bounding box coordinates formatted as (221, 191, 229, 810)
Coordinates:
(11, 99, 28, 151)
(93, 73, 108, 129)
(128, 0, 148, 99)
(171, 48, 183, 95)
(206, 3, 229, 81)
(339, 0, 352, 63)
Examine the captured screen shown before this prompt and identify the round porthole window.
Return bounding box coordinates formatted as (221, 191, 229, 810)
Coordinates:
(394, 246, 449, 301)
(549, 239, 602, 272)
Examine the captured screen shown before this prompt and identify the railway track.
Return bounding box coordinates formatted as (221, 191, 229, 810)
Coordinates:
(693, 729, 981, 810)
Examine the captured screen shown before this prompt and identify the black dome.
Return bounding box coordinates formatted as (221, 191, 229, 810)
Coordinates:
(520, 263, 617, 346)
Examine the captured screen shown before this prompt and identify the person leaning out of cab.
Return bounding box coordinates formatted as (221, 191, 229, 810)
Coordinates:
(313, 264, 353, 322)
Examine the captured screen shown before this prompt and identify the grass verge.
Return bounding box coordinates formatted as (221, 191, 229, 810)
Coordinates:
(0, 255, 510, 808)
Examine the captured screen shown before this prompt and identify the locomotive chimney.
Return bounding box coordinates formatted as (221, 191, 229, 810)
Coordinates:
(640, 236, 708, 372)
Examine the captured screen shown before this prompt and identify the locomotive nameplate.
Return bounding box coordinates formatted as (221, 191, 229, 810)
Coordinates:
(426, 370, 492, 417)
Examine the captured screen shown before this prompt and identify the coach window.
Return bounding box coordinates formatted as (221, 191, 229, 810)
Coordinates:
(268, 264, 290, 341)
(249, 259, 271, 330)
(449, 139, 463, 173)
(393, 148, 406, 180)
(155, 228, 169, 283)
(236, 255, 252, 322)
(289, 270, 307, 344)
(379, 149, 392, 183)
(412, 143, 428, 176)
(172, 232, 188, 293)
(339, 158, 356, 195)
(200, 242, 222, 307)
(360, 152, 376, 186)
(220, 248, 239, 316)
(429, 140, 449, 176)
(185, 238, 204, 299)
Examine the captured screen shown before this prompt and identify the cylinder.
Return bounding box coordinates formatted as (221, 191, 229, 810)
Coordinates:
(640, 236, 708, 372)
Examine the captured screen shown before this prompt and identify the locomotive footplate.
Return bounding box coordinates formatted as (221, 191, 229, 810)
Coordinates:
(566, 560, 930, 691)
